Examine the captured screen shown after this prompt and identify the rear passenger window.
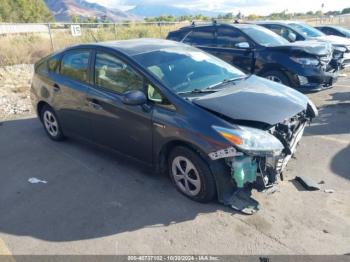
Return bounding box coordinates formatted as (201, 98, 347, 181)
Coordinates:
(60, 50, 90, 82)
(94, 52, 143, 94)
(183, 27, 215, 46)
(217, 27, 248, 48)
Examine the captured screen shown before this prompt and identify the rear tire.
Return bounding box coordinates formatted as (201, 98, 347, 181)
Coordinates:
(40, 105, 65, 141)
(168, 146, 216, 203)
(262, 70, 291, 86)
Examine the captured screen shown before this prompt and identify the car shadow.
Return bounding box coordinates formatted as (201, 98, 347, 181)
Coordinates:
(304, 102, 350, 136)
(330, 145, 350, 181)
(0, 117, 235, 242)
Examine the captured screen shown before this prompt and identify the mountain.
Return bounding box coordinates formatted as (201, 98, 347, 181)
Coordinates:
(128, 4, 221, 18)
(44, 0, 135, 22)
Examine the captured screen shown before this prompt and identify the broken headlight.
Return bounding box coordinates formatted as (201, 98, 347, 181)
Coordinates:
(212, 125, 284, 155)
(291, 57, 319, 66)
(333, 46, 347, 53)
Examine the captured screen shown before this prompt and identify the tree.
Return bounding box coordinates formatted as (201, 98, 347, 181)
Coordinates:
(247, 14, 260, 20)
(315, 10, 323, 16)
(341, 7, 350, 14)
(0, 0, 53, 22)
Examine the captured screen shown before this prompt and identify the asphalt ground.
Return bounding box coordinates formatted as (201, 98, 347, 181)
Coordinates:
(0, 70, 349, 255)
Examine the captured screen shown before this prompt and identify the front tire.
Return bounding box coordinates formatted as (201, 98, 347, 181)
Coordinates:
(168, 146, 216, 203)
(40, 105, 65, 141)
(262, 70, 291, 86)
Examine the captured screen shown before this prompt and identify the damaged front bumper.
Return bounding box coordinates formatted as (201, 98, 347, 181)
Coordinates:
(208, 109, 313, 214)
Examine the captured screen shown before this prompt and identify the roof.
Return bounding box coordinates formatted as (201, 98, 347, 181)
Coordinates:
(178, 22, 262, 31)
(254, 20, 300, 25)
(66, 38, 187, 56)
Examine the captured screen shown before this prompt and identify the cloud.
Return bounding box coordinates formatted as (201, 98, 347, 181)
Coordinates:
(87, 0, 350, 15)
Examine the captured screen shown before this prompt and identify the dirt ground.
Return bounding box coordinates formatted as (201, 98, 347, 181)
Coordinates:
(0, 68, 349, 255)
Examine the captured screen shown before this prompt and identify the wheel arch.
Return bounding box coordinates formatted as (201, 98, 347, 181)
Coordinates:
(37, 101, 50, 121)
(157, 139, 211, 175)
(257, 63, 290, 76)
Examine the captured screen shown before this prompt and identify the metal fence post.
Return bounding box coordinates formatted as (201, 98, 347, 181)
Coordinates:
(114, 23, 117, 40)
(48, 23, 54, 52)
(159, 22, 162, 38)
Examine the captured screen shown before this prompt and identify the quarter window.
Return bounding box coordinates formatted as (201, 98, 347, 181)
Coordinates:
(48, 54, 60, 73)
(60, 50, 90, 82)
(94, 52, 143, 94)
(217, 27, 248, 48)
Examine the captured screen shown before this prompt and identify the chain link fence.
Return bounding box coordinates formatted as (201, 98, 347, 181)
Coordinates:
(0, 22, 188, 66)
(0, 17, 349, 66)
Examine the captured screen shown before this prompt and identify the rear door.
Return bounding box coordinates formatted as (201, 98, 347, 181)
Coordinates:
(213, 26, 254, 73)
(87, 50, 153, 163)
(50, 49, 93, 139)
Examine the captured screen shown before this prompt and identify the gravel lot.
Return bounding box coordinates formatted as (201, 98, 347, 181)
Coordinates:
(0, 67, 349, 255)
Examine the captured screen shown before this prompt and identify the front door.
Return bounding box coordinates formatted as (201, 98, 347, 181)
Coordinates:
(87, 51, 153, 163)
(213, 26, 254, 73)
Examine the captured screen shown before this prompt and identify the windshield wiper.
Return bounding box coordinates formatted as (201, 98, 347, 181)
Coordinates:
(177, 88, 217, 95)
(208, 76, 247, 89)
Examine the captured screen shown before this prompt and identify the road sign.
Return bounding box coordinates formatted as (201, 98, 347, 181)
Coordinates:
(71, 25, 81, 36)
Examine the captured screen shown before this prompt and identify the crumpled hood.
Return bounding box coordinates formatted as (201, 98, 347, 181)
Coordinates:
(313, 35, 350, 47)
(269, 40, 332, 56)
(192, 75, 309, 126)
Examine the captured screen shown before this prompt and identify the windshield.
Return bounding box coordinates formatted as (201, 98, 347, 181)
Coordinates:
(133, 47, 245, 94)
(289, 23, 325, 38)
(333, 26, 350, 37)
(241, 26, 289, 46)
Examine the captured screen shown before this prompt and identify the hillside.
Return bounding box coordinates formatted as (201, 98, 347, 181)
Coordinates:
(44, 0, 135, 22)
(128, 4, 221, 18)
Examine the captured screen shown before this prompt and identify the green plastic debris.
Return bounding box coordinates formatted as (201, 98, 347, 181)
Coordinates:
(232, 156, 257, 188)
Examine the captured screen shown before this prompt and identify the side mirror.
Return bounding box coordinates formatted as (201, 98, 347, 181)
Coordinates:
(288, 32, 297, 42)
(122, 90, 147, 106)
(235, 42, 250, 49)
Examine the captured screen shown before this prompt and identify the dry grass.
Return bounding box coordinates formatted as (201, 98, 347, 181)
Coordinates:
(0, 23, 185, 66)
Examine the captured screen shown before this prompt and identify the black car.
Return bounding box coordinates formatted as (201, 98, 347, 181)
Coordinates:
(31, 39, 318, 214)
(256, 21, 350, 69)
(315, 25, 350, 38)
(167, 23, 336, 92)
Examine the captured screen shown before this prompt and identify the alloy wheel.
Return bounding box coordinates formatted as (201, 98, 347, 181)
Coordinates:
(43, 110, 59, 137)
(171, 156, 201, 196)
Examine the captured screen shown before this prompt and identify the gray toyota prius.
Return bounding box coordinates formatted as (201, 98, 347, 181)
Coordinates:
(31, 39, 318, 214)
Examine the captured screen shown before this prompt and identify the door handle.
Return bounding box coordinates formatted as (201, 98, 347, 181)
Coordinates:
(53, 83, 60, 92)
(87, 98, 102, 110)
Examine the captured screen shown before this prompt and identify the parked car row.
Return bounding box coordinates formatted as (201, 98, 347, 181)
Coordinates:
(32, 21, 347, 214)
(167, 21, 350, 92)
(255, 21, 350, 70)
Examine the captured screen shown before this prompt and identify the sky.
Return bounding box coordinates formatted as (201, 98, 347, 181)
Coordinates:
(86, 0, 350, 15)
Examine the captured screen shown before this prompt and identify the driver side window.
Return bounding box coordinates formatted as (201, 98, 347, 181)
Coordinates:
(217, 27, 249, 48)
